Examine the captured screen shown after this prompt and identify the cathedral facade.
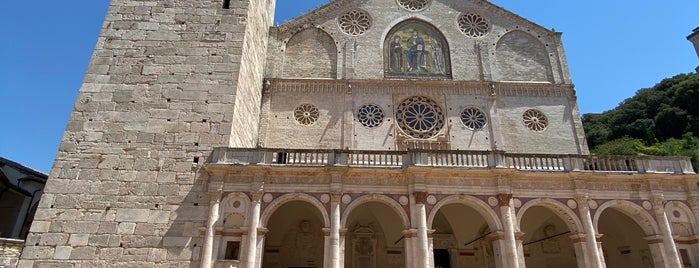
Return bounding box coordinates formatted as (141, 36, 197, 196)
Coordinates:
(18, 0, 699, 268)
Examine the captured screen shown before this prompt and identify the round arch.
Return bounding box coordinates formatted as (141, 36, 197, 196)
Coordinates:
(282, 27, 338, 79)
(494, 30, 553, 82)
(517, 198, 583, 233)
(260, 193, 330, 228)
(380, 14, 438, 50)
(593, 200, 659, 235)
(666, 200, 698, 235)
(381, 17, 452, 78)
(341, 194, 410, 228)
(427, 195, 502, 231)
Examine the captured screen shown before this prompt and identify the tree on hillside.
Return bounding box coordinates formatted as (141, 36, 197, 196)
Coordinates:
(582, 73, 699, 168)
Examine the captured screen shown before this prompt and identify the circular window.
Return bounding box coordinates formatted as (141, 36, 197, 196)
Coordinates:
(357, 104, 385, 128)
(338, 9, 372, 36)
(522, 109, 548, 132)
(460, 107, 487, 130)
(294, 103, 319, 125)
(458, 12, 490, 38)
(397, 0, 430, 12)
(396, 96, 445, 139)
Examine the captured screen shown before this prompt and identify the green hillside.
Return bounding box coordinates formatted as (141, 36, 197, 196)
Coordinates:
(582, 73, 699, 168)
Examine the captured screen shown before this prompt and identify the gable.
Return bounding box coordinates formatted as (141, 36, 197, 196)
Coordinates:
(265, 0, 570, 83)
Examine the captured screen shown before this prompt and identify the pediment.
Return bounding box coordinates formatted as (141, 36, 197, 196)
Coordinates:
(267, 0, 567, 83)
(273, 0, 555, 39)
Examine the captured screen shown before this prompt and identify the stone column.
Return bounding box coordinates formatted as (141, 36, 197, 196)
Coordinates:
(497, 194, 521, 268)
(490, 232, 507, 268)
(339, 228, 347, 268)
(652, 198, 682, 268)
(255, 228, 267, 268)
(245, 191, 263, 268)
(575, 197, 604, 268)
(646, 236, 669, 268)
(414, 191, 432, 268)
(330, 193, 342, 268)
(402, 229, 416, 268)
(201, 191, 222, 268)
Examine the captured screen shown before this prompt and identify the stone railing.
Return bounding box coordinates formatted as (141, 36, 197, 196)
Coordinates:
(207, 148, 696, 174)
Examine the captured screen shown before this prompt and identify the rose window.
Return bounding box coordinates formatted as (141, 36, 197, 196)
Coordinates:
(458, 12, 490, 38)
(522, 109, 548, 132)
(397, 0, 430, 12)
(357, 104, 384, 128)
(294, 103, 319, 125)
(396, 96, 445, 139)
(338, 9, 372, 36)
(460, 107, 487, 130)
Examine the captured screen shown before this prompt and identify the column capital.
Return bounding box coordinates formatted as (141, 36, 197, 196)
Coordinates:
(330, 192, 343, 203)
(689, 197, 699, 208)
(414, 191, 428, 204)
(210, 190, 223, 200)
(402, 229, 418, 238)
(643, 235, 664, 244)
(568, 233, 587, 243)
(250, 191, 264, 202)
(651, 197, 667, 209)
(496, 193, 512, 207)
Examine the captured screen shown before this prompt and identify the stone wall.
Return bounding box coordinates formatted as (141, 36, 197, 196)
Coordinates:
(265, 0, 572, 83)
(259, 80, 585, 154)
(20, 0, 274, 266)
(0, 238, 24, 268)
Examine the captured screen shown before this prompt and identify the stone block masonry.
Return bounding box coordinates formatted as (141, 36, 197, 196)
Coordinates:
(19, 0, 274, 266)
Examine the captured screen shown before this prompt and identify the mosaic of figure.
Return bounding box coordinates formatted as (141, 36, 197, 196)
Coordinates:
(389, 36, 403, 72)
(384, 20, 450, 78)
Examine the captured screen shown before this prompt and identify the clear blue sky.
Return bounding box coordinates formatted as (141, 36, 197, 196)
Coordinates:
(0, 0, 697, 173)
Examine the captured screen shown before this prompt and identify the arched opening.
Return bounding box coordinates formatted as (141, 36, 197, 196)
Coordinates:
(598, 208, 656, 268)
(283, 28, 338, 78)
(383, 19, 451, 79)
(494, 30, 553, 82)
(344, 201, 406, 268)
(262, 200, 326, 268)
(430, 203, 498, 268)
(520, 206, 578, 268)
(666, 201, 698, 267)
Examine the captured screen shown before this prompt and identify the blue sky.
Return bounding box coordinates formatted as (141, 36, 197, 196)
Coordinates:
(0, 0, 697, 173)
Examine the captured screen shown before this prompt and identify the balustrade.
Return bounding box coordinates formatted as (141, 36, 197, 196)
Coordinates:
(207, 148, 695, 174)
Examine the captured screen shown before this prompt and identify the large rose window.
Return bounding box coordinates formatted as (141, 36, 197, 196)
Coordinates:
(396, 96, 445, 139)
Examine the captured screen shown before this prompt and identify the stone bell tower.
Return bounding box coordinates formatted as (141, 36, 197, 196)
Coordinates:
(19, 0, 274, 266)
(689, 26, 699, 73)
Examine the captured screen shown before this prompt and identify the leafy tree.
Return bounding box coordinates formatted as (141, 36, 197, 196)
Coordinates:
(582, 73, 699, 169)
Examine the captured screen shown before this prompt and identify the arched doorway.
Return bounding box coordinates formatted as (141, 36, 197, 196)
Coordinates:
(430, 203, 499, 268)
(519, 206, 578, 268)
(344, 201, 406, 268)
(262, 200, 326, 268)
(598, 207, 656, 268)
